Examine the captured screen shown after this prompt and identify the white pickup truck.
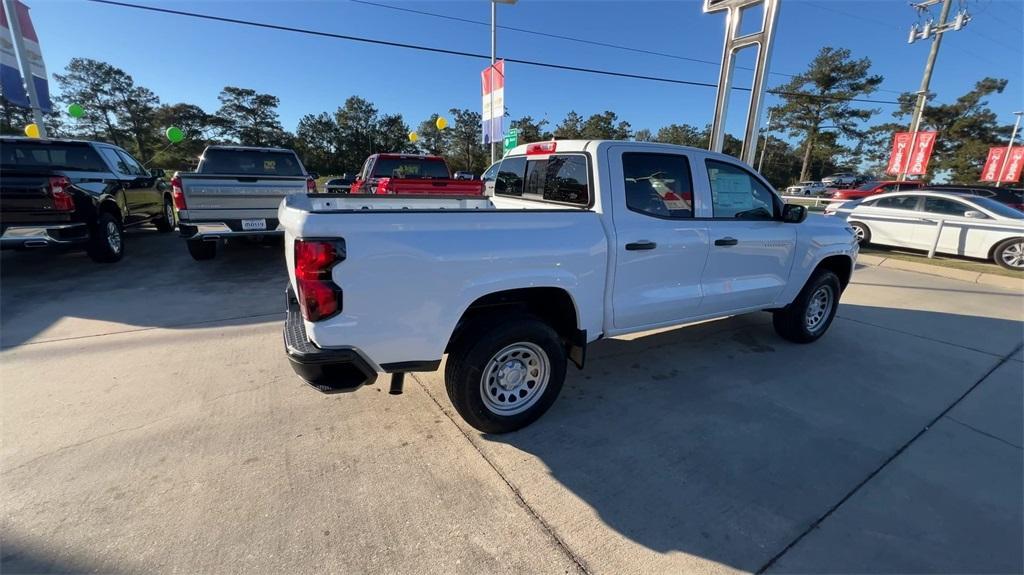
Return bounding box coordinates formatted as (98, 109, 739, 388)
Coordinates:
(173, 145, 314, 260)
(279, 140, 858, 433)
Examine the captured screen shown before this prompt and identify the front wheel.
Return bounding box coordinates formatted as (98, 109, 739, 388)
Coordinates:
(993, 238, 1024, 271)
(154, 196, 175, 232)
(445, 315, 567, 434)
(773, 269, 841, 343)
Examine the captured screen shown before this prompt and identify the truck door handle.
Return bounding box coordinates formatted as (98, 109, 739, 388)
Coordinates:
(625, 240, 657, 251)
(714, 237, 739, 246)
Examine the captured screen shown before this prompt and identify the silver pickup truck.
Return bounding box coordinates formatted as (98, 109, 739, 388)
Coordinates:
(173, 145, 313, 260)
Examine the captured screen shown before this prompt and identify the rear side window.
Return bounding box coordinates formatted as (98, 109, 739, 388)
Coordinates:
(199, 149, 305, 176)
(495, 154, 590, 206)
(99, 148, 132, 175)
(371, 157, 450, 179)
(623, 152, 694, 219)
(0, 142, 108, 172)
(875, 195, 920, 210)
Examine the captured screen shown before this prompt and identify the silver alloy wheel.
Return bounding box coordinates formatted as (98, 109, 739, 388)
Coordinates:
(480, 342, 550, 416)
(165, 201, 175, 226)
(805, 285, 834, 332)
(106, 220, 122, 253)
(1000, 241, 1024, 269)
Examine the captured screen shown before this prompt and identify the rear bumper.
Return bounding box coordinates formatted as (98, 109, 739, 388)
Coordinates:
(0, 223, 90, 249)
(283, 288, 378, 393)
(179, 219, 283, 240)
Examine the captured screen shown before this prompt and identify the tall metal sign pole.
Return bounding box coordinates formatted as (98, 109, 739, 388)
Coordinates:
(2, 0, 46, 137)
(489, 0, 516, 163)
(898, 0, 970, 181)
(704, 0, 781, 166)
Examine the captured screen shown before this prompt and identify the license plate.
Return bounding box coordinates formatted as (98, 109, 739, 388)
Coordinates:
(241, 219, 267, 231)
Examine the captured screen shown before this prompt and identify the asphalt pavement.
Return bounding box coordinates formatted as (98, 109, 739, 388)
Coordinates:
(2, 230, 1021, 574)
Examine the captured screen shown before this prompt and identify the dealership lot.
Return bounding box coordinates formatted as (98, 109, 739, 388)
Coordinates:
(2, 230, 1021, 574)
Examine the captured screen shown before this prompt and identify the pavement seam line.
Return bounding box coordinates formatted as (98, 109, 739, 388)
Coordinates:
(755, 342, 1024, 575)
(410, 372, 592, 575)
(835, 314, 1005, 358)
(945, 416, 1023, 450)
(0, 311, 284, 350)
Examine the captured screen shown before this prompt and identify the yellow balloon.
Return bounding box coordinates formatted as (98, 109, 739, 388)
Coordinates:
(435, 116, 448, 130)
(408, 131, 418, 143)
(24, 123, 40, 138)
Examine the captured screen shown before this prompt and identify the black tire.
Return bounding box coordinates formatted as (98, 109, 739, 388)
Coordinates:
(187, 239, 217, 261)
(86, 211, 124, 263)
(445, 314, 567, 434)
(154, 196, 175, 232)
(849, 221, 871, 245)
(992, 237, 1024, 271)
(772, 269, 841, 344)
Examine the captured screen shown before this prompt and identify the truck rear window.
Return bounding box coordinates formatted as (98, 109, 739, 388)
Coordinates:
(0, 142, 108, 172)
(199, 149, 305, 176)
(494, 154, 590, 206)
(372, 157, 450, 179)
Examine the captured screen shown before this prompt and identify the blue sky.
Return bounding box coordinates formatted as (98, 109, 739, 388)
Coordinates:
(29, 0, 1024, 142)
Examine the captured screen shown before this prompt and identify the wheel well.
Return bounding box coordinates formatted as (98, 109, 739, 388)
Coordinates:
(988, 236, 1023, 260)
(816, 255, 853, 290)
(98, 200, 122, 222)
(447, 287, 585, 366)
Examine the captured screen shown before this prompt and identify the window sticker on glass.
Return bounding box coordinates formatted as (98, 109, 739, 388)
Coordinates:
(709, 170, 754, 211)
(264, 160, 277, 171)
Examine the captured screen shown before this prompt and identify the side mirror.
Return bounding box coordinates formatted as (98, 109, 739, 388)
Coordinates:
(963, 210, 987, 219)
(782, 203, 808, 223)
(150, 168, 165, 178)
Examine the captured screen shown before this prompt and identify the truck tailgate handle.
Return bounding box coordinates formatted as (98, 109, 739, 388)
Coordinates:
(714, 237, 739, 246)
(625, 240, 657, 251)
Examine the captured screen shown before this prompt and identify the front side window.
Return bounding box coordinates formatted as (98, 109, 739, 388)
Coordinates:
(874, 195, 920, 210)
(705, 159, 777, 219)
(99, 148, 131, 176)
(495, 154, 590, 206)
(924, 197, 972, 217)
(622, 152, 693, 218)
(116, 150, 148, 176)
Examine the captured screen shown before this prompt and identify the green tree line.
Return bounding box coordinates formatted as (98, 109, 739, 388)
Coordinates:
(0, 51, 1016, 185)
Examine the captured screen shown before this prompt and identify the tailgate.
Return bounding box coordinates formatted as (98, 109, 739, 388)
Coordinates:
(0, 173, 62, 219)
(180, 175, 307, 210)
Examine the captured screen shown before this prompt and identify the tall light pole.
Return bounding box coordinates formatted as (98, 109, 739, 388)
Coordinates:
(757, 108, 773, 173)
(490, 0, 516, 163)
(995, 111, 1023, 188)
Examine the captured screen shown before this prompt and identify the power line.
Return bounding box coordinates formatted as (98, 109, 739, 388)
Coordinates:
(85, 0, 901, 106)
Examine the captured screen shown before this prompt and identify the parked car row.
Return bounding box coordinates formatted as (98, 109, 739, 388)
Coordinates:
(825, 190, 1024, 270)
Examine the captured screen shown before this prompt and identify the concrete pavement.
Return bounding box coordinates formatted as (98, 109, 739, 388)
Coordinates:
(2, 232, 1021, 574)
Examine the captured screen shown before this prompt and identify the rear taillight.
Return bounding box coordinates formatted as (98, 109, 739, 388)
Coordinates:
(306, 177, 317, 192)
(295, 239, 346, 322)
(49, 176, 75, 212)
(171, 174, 187, 210)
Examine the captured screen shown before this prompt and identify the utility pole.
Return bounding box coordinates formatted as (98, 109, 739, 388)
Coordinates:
(757, 108, 773, 173)
(995, 111, 1023, 188)
(490, 0, 497, 163)
(2, 0, 47, 138)
(899, 0, 970, 181)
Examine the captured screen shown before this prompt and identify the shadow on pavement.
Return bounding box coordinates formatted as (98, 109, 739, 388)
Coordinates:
(483, 305, 1023, 573)
(0, 540, 125, 575)
(0, 229, 288, 347)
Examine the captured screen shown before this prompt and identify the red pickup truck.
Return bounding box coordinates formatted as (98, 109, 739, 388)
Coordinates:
(831, 180, 923, 200)
(350, 154, 483, 195)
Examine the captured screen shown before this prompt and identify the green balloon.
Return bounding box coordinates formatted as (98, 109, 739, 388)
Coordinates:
(166, 126, 184, 143)
(67, 103, 84, 118)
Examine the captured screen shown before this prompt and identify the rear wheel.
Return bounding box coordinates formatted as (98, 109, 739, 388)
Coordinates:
(445, 314, 567, 434)
(849, 221, 871, 245)
(773, 269, 841, 343)
(154, 196, 175, 232)
(86, 211, 124, 263)
(187, 239, 217, 261)
(993, 238, 1024, 270)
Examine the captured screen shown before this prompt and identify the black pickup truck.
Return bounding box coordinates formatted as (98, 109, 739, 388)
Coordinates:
(0, 137, 175, 263)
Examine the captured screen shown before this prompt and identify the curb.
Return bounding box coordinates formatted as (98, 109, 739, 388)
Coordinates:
(856, 253, 1024, 290)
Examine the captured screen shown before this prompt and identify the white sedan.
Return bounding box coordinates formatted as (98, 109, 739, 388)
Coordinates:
(826, 191, 1024, 270)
